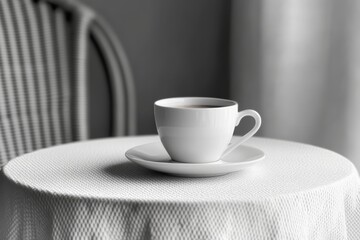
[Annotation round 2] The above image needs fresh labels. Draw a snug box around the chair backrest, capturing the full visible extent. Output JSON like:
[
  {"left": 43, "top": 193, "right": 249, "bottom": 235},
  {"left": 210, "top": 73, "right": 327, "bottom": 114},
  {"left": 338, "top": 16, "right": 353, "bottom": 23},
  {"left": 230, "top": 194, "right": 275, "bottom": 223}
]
[{"left": 0, "top": 0, "right": 136, "bottom": 168}]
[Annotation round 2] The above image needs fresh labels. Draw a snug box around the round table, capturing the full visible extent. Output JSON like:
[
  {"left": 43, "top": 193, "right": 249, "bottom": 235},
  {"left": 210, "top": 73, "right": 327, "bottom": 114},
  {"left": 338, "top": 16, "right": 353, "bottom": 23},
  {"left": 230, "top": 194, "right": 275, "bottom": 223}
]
[{"left": 2, "top": 136, "right": 360, "bottom": 239}]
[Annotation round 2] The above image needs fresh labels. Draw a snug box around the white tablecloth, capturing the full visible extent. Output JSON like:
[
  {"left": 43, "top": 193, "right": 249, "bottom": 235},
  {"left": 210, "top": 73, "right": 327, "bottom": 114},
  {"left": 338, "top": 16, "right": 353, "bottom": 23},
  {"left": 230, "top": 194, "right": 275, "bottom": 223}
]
[{"left": 2, "top": 136, "right": 360, "bottom": 239}]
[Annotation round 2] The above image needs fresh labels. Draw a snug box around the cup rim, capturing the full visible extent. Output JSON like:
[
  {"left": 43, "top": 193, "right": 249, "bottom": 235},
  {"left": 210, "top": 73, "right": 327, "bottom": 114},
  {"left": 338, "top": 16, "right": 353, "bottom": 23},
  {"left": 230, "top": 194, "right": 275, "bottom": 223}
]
[{"left": 154, "top": 97, "right": 238, "bottom": 110}]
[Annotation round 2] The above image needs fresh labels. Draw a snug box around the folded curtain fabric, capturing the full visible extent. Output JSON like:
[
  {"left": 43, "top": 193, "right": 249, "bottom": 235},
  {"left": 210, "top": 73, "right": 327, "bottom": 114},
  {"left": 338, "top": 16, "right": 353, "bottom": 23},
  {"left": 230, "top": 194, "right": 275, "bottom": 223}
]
[{"left": 230, "top": 0, "right": 360, "bottom": 170}]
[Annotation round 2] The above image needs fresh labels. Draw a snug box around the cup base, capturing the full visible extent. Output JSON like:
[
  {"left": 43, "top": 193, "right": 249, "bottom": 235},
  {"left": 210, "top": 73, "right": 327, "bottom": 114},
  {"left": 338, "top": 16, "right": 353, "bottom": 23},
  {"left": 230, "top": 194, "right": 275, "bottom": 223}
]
[{"left": 171, "top": 158, "right": 220, "bottom": 164}]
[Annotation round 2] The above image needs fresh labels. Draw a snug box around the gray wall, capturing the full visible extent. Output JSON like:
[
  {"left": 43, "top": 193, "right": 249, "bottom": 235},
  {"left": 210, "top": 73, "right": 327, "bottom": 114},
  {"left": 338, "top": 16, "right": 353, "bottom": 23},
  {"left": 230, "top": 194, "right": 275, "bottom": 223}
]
[{"left": 83, "top": 0, "right": 231, "bottom": 134}]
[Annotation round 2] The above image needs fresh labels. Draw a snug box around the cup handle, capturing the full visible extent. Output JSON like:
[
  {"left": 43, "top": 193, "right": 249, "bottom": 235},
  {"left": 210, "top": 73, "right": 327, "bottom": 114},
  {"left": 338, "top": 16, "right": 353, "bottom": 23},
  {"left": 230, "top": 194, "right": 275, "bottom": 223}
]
[{"left": 221, "top": 109, "right": 262, "bottom": 158}]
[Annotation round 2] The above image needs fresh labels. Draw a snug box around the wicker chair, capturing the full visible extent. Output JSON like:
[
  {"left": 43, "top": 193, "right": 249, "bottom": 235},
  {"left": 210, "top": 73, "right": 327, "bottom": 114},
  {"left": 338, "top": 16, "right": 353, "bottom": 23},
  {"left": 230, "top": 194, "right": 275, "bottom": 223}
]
[
  {"left": 0, "top": 0, "right": 136, "bottom": 237},
  {"left": 0, "top": 0, "right": 136, "bottom": 168}
]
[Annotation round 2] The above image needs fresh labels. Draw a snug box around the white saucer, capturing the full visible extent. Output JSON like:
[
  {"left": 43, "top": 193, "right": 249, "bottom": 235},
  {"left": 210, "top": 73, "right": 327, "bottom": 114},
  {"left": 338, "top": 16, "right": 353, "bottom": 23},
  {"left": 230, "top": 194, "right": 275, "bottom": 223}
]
[{"left": 125, "top": 142, "right": 265, "bottom": 177}]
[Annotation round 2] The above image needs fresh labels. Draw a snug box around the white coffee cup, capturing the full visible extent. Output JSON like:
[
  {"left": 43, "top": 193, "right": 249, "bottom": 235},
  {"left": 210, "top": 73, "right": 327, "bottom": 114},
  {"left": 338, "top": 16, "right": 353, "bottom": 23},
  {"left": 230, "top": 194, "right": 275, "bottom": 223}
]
[{"left": 154, "top": 97, "right": 261, "bottom": 163}]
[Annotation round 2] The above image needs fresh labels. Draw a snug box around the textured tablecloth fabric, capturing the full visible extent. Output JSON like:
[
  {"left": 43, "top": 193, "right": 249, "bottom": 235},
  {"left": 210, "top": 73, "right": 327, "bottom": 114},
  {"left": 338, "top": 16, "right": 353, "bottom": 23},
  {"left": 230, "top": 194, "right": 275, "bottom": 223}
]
[{"left": 2, "top": 136, "right": 360, "bottom": 240}]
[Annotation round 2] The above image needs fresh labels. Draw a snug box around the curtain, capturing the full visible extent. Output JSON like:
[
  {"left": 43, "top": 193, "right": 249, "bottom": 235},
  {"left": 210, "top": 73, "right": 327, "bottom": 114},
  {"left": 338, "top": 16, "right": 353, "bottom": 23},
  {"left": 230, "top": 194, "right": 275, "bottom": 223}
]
[{"left": 230, "top": 0, "right": 360, "bottom": 169}]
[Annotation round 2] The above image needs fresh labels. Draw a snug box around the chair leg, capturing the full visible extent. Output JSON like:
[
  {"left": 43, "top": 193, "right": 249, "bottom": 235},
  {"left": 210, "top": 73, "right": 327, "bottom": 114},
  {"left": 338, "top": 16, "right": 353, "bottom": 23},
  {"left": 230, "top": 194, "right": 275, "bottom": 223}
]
[
  {"left": 0, "top": 170, "right": 7, "bottom": 239},
  {"left": 0, "top": 169, "right": 11, "bottom": 240}
]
